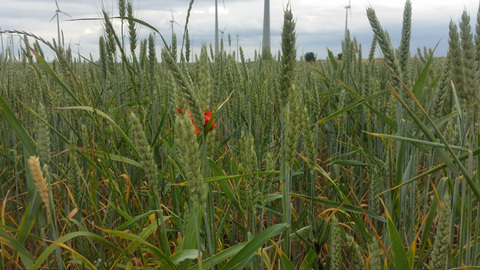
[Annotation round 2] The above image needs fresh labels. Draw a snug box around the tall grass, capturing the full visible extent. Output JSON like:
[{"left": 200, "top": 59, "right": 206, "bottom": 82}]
[{"left": 1, "top": 1, "right": 480, "bottom": 269}]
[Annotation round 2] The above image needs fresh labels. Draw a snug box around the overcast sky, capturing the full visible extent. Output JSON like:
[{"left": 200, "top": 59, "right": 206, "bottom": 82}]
[{"left": 1, "top": 0, "right": 479, "bottom": 61}]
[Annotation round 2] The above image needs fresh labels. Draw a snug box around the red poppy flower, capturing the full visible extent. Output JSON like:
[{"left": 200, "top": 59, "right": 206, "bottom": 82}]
[{"left": 177, "top": 108, "right": 215, "bottom": 134}]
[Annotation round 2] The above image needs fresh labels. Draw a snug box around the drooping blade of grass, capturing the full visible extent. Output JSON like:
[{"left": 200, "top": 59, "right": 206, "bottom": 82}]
[
  {"left": 202, "top": 170, "right": 278, "bottom": 184},
  {"left": 88, "top": 150, "right": 142, "bottom": 167},
  {"left": 203, "top": 91, "right": 234, "bottom": 136},
  {"left": 310, "top": 164, "right": 363, "bottom": 222},
  {"left": 114, "top": 16, "right": 168, "bottom": 48},
  {"left": 55, "top": 106, "right": 139, "bottom": 156},
  {"left": 0, "top": 94, "right": 36, "bottom": 194},
  {"left": 404, "top": 145, "right": 480, "bottom": 185},
  {"left": 278, "top": 248, "right": 296, "bottom": 270},
  {"left": 29, "top": 46, "right": 82, "bottom": 105},
  {"left": 421, "top": 73, "right": 441, "bottom": 107},
  {"left": 411, "top": 50, "right": 433, "bottom": 98},
  {"left": 313, "top": 90, "right": 389, "bottom": 125},
  {"left": 43, "top": 241, "right": 97, "bottom": 270},
  {"left": 329, "top": 160, "right": 368, "bottom": 166},
  {"left": 416, "top": 179, "right": 448, "bottom": 269},
  {"left": 221, "top": 223, "right": 288, "bottom": 270},
  {"left": 115, "top": 210, "right": 158, "bottom": 231},
  {"left": 188, "top": 242, "right": 248, "bottom": 270},
  {"left": 15, "top": 192, "right": 43, "bottom": 246},
  {"left": 30, "top": 231, "right": 120, "bottom": 270},
  {"left": 421, "top": 111, "right": 458, "bottom": 136},
  {"left": 104, "top": 229, "right": 176, "bottom": 269},
  {"left": 389, "top": 85, "right": 480, "bottom": 200},
  {"left": 73, "top": 146, "right": 108, "bottom": 178},
  {"left": 0, "top": 96, "right": 45, "bottom": 248},
  {"left": 0, "top": 230, "right": 35, "bottom": 269},
  {"left": 19, "top": 100, "right": 70, "bottom": 143},
  {"left": 291, "top": 193, "right": 385, "bottom": 222},
  {"left": 310, "top": 61, "right": 331, "bottom": 87},
  {"left": 299, "top": 249, "right": 317, "bottom": 270},
  {"left": 170, "top": 249, "right": 199, "bottom": 265},
  {"left": 151, "top": 106, "right": 170, "bottom": 147},
  {"left": 386, "top": 210, "right": 411, "bottom": 269},
  {"left": 179, "top": 207, "right": 203, "bottom": 269},
  {"left": 364, "top": 131, "right": 468, "bottom": 151},
  {"left": 208, "top": 158, "right": 244, "bottom": 217},
  {"left": 392, "top": 87, "right": 452, "bottom": 162},
  {"left": 337, "top": 79, "right": 397, "bottom": 129},
  {"left": 451, "top": 81, "right": 463, "bottom": 128},
  {"left": 407, "top": 238, "right": 416, "bottom": 270}
]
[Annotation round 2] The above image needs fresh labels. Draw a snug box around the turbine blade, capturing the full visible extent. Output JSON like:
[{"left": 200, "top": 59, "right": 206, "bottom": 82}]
[
  {"left": 60, "top": 11, "right": 72, "bottom": 17},
  {"left": 349, "top": 0, "right": 352, "bottom": 19},
  {"left": 55, "top": 0, "right": 59, "bottom": 9},
  {"left": 49, "top": 13, "right": 58, "bottom": 22}
]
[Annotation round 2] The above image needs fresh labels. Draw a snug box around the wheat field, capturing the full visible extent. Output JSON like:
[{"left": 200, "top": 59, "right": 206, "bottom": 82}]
[{"left": 0, "top": 0, "right": 479, "bottom": 269}]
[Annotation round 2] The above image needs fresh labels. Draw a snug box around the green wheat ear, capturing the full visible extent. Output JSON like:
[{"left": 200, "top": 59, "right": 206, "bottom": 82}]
[
  {"left": 459, "top": 10, "right": 478, "bottom": 117},
  {"left": 127, "top": 1, "right": 137, "bottom": 61},
  {"left": 366, "top": 7, "right": 400, "bottom": 78},
  {"left": 430, "top": 192, "right": 452, "bottom": 270},
  {"left": 398, "top": 0, "right": 412, "bottom": 78},
  {"left": 162, "top": 47, "right": 203, "bottom": 132},
  {"left": 128, "top": 112, "right": 158, "bottom": 190},
  {"left": 35, "top": 102, "right": 50, "bottom": 167},
  {"left": 328, "top": 216, "right": 342, "bottom": 270},
  {"left": 175, "top": 111, "right": 205, "bottom": 210},
  {"left": 278, "top": 6, "right": 297, "bottom": 110},
  {"left": 368, "top": 240, "right": 382, "bottom": 270},
  {"left": 347, "top": 235, "right": 366, "bottom": 270}
]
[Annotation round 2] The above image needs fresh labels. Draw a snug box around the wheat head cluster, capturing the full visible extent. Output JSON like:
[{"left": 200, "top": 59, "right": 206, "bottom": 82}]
[{"left": 0, "top": 0, "right": 479, "bottom": 269}]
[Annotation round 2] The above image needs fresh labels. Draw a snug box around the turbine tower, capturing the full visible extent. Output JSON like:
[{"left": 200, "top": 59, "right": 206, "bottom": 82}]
[
  {"left": 0, "top": 28, "right": 4, "bottom": 58},
  {"left": 74, "top": 40, "right": 81, "bottom": 60},
  {"left": 236, "top": 32, "right": 239, "bottom": 61},
  {"left": 49, "top": 0, "right": 71, "bottom": 48},
  {"left": 214, "top": 0, "right": 225, "bottom": 54},
  {"left": 344, "top": 0, "right": 351, "bottom": 40},
  {"left": 169, "top": 9, "right": 180, "bottom": 37},
  {"left": 262, "top": 0, "right": 271, "bottom": 59}
]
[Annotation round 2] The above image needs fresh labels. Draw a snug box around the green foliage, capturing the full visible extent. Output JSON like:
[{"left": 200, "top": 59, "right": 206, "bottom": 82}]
[{"left": 1, "top": 2, "right": 480, "bottom": 270}]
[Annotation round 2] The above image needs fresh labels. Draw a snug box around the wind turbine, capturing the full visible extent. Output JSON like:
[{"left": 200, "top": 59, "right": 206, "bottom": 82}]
[
  {"left": 344, "top": 0, "right": 351, "bottom": 40},
  {"left": 214, "top": 0, "right": 225, "bottom": 54},
  {"left": 219, "top": 25, "right": 227, "bottom": 40},
  {"left": 74, "top": 40, "right": 81, "bottom": 60},
  {"left": 49, "top": 0, "right": 71, "bottom": 48},
  {"left": 169, "top": 9, "right": 180, "bottom": 37}
]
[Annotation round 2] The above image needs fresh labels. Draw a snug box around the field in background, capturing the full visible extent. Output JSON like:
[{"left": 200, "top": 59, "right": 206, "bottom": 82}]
[{"left": 1, "top": 0, "right": 480, "bottom": 269}]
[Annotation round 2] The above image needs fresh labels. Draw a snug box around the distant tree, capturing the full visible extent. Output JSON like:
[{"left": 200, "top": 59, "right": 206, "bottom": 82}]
[
  {"left": 337, "top": 53, "right": 343, "bottom": 60},
  {"left": 304, "top": 52, "right": 316, "bottom": 62}
]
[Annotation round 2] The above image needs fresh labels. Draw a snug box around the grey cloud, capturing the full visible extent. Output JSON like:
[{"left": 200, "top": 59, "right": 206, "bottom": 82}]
[{"left": 1, "top": 0, "right": 479, "bottom": 60}]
